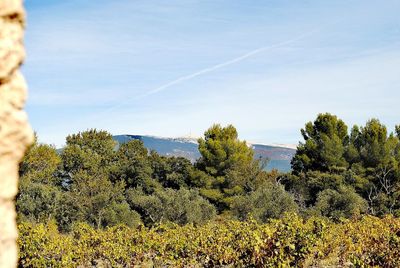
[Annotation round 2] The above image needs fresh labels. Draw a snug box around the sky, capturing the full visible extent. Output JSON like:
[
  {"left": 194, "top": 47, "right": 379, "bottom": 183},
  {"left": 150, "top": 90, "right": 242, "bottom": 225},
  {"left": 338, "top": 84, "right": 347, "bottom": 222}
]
[{"left": 23, "top": 0, "right": 400, "bottom": 147}]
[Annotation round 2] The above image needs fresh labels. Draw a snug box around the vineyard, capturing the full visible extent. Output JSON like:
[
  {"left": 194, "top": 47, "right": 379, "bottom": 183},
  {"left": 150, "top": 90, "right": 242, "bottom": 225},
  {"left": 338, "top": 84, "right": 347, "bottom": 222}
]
[{"left": 18, "top": 213, "right": 400, "bottom": 267}]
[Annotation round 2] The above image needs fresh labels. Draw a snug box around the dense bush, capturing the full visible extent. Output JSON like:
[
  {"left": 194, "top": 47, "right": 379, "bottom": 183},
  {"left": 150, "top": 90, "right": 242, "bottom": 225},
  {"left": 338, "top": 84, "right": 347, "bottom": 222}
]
[
  {"left": 18, "top": 214, "right": 400, "bottom": 267},
  {"left": 126, "top": 187, "right": 216, "bottom": 226},
  {"left": 231, "top": 182, "right": 298, "bottom": 222},
  {"left": 312, "top": 185, "right": 368, "bottom": 220}
]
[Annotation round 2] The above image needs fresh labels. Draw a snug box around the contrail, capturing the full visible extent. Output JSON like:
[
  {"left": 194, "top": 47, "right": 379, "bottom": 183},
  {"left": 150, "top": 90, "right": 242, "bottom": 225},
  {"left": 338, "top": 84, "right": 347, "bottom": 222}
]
[{"left": 103, "top": 26, "right": 325, "bottom": 113}]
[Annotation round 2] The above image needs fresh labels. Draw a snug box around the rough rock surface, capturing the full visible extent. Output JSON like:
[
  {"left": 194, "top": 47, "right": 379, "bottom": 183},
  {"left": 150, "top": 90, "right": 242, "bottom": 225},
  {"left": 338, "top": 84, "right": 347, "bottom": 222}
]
[{"left": 0, "top": 0, "right": 33, "bottom": 267}]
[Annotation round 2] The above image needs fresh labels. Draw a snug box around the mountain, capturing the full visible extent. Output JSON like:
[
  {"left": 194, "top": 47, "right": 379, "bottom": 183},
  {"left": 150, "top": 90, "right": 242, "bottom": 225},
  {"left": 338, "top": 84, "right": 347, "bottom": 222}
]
[
  {"left": 252, "top": 144, "right": 296, "bottom": 172},
  {"left": 113, "top": 135, "right": 296, "bottom": 172}
]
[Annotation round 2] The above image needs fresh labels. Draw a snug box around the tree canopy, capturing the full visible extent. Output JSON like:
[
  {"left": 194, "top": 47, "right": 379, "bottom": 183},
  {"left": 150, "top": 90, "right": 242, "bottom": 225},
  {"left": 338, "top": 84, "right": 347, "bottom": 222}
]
[{"left": 16, "top": 117, "right": 400, "bottom": 232}]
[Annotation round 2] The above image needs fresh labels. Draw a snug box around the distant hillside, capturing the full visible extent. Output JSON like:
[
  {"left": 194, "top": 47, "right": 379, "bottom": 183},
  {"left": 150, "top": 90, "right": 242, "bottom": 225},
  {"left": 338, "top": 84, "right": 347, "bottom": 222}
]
[{"left": 113, "top": 135, "right": 296, "bottom": 172}]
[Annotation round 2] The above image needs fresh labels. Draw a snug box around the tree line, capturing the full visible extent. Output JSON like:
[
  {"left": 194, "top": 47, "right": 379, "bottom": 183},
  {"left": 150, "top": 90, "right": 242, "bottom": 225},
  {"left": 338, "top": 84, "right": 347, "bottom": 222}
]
[{"left": 17, "top": 113, "right": 400, "bottom": 231}]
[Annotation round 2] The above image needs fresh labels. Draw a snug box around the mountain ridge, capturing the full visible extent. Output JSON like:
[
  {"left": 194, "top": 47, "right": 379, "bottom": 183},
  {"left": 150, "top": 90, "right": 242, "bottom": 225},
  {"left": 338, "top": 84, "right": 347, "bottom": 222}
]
[{"left": 113, "top": 135, "right": 296, "bottom": 172}]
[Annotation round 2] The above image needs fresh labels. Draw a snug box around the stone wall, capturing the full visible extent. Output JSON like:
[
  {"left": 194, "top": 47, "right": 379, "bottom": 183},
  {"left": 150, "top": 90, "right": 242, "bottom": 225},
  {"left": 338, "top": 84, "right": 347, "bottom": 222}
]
[{"left": 0, "top": 0, "right": 33, "bottom": 267}]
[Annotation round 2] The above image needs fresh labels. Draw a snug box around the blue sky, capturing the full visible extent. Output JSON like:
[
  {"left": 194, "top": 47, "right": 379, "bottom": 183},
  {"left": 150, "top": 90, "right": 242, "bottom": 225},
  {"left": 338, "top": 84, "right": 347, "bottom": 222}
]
[{"left": 24, "top": 0, "right": 400, "bottom": 147}]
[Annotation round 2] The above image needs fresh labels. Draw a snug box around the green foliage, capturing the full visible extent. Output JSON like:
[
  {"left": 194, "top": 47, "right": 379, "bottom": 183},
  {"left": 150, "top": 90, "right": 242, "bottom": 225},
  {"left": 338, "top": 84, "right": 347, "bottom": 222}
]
[
  {"left": 348, "top": 119, "right": 400, "bottom": 216},
  {"left": 17, "top": 139, "right": 63, "bottom": 223},
  {"left": 61, "top": 129, "right": 116, "bottom": 175},
  {"left": 197, "top": 124, "right": 254, "bottom": 177},
  {"left": 112, "top": 140, "right": 155, "bottom": 191},
  {"left": 290, "top": 114, "right": 400, "bottom": 217},
  {"left": 231, "top": 182, "right": 298, "bottom": 222},
  {"left": 196, "top": 124, "right": 266, "bottom": 211},
  {"left": 224, "top": 158, "right": 272, "bottom": 193},
  {"left": 292, "top": 113, "right": 349, "bottom": 173},
  {"left": 352, "top": 119, "right": 392, "bottom": 167},
  {"left": 64, "top": 171, "right": 139, "bottom": 229},
  {"left": 17, "top": 180, "right": 62, "bottom": 223},
  {"left": 150, "top": 151, "right": 195, "bottom": 189},
  {"left": 396, "top": 125, "right": 400, "bottom": 139},
  {"left": 282, "top": 171, "right": 345, "bottom": 207},
  {"left": 312, "top": 186, "right": 368, "bottom": 220},
  {"left": 127, "top": 187, "right": 216, "bottom": 226},
  {"left": 19, "top": 138, "right": 61, "bottom": 185}
]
